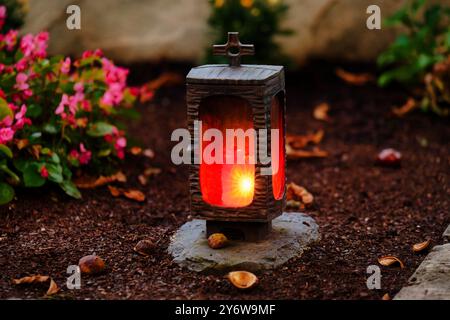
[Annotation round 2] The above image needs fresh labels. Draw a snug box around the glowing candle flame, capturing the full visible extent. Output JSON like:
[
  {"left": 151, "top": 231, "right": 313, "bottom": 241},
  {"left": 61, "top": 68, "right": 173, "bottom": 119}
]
[{"left": 239, "top": 176, "right": 254, "bottom": 195}]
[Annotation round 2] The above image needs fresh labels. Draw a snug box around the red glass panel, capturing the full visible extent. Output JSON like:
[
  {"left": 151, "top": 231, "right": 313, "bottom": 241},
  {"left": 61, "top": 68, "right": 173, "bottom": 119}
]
[
  {"left": 271, "top": 94, "right": 285, "bottom": 200},
  {"left": 199, "top": 96, "right": 255, "bottom": 208}
]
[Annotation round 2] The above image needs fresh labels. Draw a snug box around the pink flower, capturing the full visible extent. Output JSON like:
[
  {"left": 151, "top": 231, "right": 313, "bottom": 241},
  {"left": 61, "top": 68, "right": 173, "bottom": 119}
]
[
  {"left": 0, "top": 6, "right": 6, "bottom": 20},
  {"left": 34, "top": 32, "right": 49, "bottom": 58},
  {"left": 40, "top": 165, "right": 49, "bottom": 179},
  {"left": 20, "top": 32, "right": 49, "bottom": 58},
  {"left": 78, "top": 143, "right": 91, "bottom": 165},
  {"left": 0, "top": 6, "right": 6, "bottom": 30},
  {"left": 0, "top": 127, "right": 14, "bottom": 144},
  {"left": 115, "top": 137, "right": 126, "bottom": 148},
  {"left": 60, "top": 57, "right": 71, "bottom": 74},
  {"left": 15, "top": 58, "right": 28, "bottom": 72},
  {"left": 15, "top": 73, "right": 29, "bottom": 90},
  {"left": 56, "top": 93, "right": 79, "bottom": 119},
  {"left": 13, "top": 104, "right": 31, "bottom": 130},
  {"left": 14, "top": 73, "right": 33, "bottom": 98},
  {"left": 55, "top": 94, "right": 69, "bottom": 115},
  {"left": 4, "top": 30, "right": 18, "bottom": 51}
]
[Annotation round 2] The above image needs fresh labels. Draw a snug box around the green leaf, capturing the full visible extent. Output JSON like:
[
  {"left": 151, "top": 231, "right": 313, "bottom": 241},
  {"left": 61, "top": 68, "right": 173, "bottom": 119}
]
[
  {"left": 26, "top": 104, "right": 42, "bottom": 118},
  {"left": 29, "top": 132, "right": 42, "bottom": 143},
  {"left": 87, "top": 122, "right": 115, "bottom": 137},
  {"left": 98, "top": 149, "right": 111, "bottom": 157},
  {"left": 59, "top": 180, "right": 81, "bottom": 199},
  {"left": 23, "top": 163, "right": 46, "bottom": 187},
  {"left": 46, "top": 163, "right": 63, "bottom": 183},
  {"left": 0, "top": 97, "right": 14, "bottom": 121},
  {"left": 43, "top": 123, "right": 58, "bottom": 134},
  {"left": 13, "top": 158, "right": 27, "bottom": 172},
  {"left": 415, "top": 54, "right": 434, "bottom": 70},
  {"left": 0, "top": 145, "right": 13, "bottom": 158},
  {"left": 0, "top": 182, "right": 14, "bottom": 205},
  {"left": 0, "top": 160, "right": 20, "bottom": 184}
]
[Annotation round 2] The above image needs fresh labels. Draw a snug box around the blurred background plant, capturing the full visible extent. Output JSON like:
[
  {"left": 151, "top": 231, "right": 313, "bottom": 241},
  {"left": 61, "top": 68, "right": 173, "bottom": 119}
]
[
  {"left": 378, "top": 0, "right": 450, "bottom": 116},
  {"left": 0, "top": 4, "right": 144, "bottom": 204},
  {"left": 205, "top": 0, "right": 292, "bottom": 65},
  {"left": 0, "top": 0, "right": 27, "bottom": 32}
]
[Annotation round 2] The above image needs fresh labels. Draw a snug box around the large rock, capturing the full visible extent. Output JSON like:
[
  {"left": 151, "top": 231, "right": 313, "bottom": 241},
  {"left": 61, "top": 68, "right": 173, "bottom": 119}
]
[
  {"left": 168, "top": 212, "right": 320, "bottom": 273},
  {"left": 20, "top": 0, "right": 450, "bottom": 64},
  {"left": 443, "top": 225, "right": 450, "bottom": 242},
  {"left": 395, "top": 244, "right": 450, "bottom": 300}
]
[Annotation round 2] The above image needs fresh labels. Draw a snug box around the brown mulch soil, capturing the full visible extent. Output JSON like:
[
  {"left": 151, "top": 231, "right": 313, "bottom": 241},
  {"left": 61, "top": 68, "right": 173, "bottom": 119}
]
[{"left": 0, "top": 62, "right": 448, "bottom": 300}]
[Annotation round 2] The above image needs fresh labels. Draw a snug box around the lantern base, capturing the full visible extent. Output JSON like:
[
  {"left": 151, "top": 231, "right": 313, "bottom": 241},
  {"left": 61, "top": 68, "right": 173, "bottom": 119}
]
[{"left": 206, "top": 220, "right": 272, "bottom": 242}]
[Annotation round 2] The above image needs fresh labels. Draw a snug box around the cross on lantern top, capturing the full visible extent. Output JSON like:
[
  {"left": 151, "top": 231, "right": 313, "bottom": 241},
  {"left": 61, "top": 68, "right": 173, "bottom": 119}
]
[{"left": 213, "top": 32, "right": 255, "bottom": 67}]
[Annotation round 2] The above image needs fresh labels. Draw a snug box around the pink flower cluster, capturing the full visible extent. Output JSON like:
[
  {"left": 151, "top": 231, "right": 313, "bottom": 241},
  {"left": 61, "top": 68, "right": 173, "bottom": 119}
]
[
  {"left": 0, "top": 101, "right": 31, "bottom": 144},
  {"left": 100, "top": 58, "right": 129, "bottom": 107},
  {"left": 104, "top": 126, "right": 127, "bottom": 159},
  {"left": 68, "top": 143, "right": 92, "bottom": 165},
  {"left": 55, "top": 82, "right": 89, "bottom": 125}
]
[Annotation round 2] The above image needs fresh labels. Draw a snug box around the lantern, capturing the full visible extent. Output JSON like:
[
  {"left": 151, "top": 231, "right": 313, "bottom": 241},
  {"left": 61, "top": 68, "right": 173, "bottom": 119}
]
[{"left": 187, "top": 32, "right": 286, "bottom": 241}]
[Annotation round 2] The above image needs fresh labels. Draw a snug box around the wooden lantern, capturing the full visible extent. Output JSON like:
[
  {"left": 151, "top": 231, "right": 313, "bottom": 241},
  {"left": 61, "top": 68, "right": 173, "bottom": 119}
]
[{"left": 186, "top": 32, "right": 286, "bottom": 241}]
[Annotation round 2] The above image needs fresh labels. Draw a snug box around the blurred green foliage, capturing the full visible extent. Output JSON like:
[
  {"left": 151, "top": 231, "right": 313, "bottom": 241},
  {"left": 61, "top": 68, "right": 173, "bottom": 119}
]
[
  {"left": 1, "top": 0, "right": 27, "bottom": 32},
  {"left": 205, "top": 0, "right": 292, "bottom": 65},
  {"left": 378, "top": 0, "right": 450, "bottom": 87}
]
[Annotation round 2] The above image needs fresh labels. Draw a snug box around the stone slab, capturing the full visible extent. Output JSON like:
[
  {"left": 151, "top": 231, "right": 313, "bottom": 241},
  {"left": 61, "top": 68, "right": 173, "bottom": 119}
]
[
  {"left": 394, "top": 243, "right": 450, "bottom": 300},
  {"left": 168, "top": 212, "right": 320, "bottom": 273}
]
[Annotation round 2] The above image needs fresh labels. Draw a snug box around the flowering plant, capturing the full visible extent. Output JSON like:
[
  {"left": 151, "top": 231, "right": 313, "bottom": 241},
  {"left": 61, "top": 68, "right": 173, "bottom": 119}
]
[{"left": 0, "top": 5, "right": 141, "bottom": 204}]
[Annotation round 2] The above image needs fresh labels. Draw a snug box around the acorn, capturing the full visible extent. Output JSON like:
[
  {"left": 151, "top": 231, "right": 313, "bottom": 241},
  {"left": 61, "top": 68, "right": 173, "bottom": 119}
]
[{"left": 207, "top": 233, "right": 228, "bottom": 249}]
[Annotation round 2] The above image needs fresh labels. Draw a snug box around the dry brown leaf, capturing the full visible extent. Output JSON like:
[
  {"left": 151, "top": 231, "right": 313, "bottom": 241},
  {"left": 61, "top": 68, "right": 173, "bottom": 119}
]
[
  {"left": 130, "top": 146, "right": 142, "bottom": 155},
  {"left": 392, "top": 98, "right": 416, "bottom": 117},
  {"left": 107, "top": 185, "right": 121, "bottom": 197},
  {"left": 143, "top": 72, "right": 183, "bottom": 91},
  {"left": 13, "top": 275, "right": 59, "bottom": 296},
  {"left": 138, "top": 175, "right": 148, "bottom": 186},
  {"left": 286, "top": 182, "right": 314, "bottom": 207},
  {"left": 286, "top": 145, "right": 328, "bottom": 159},
  {"left": 74, "top": 171, "right": 127, "bottom": 189},
  {"left": 313, "top": 103, "right": 331, "bottom": 122},
  {"left": 16, "top": 139, "right": 29, "bottom": 150},
  {"left": 123, "top": 189, "right": 146, "bottom": 202},
  {"left": 378, "top": 256, "right": 405, "bottom": 269},
  {"left": 412, "top": 240, "right": 431, "bottom": 253},
  {"left": 227, "top": 271, "right": 258, "bottom": 290},
  {"left": 79, "top": 255, "right": 105, "bottom": 275},
  {"left": 143, "top": 148, "right": 155, "bottom": 159},
  {"left": 286, "top": 130, "right": 324, "bottom": 149},
  {"left": 382, "top": 293, "right": 391, "bottom": 300},
  {"left": 13, "top": 275, "right": 49, "bottom": 285},
  {"left": 31, "top": 144, "right": 42, "bottom": 159},
  {"left": 134, "top": 239, "right": 156, "bottom": 256},
  {"left": 144, "top": 167, "right": 161, "bottom": 177},
  {"left": 47, "top": 278, "right": 59, "bottom": 295},
  {"left": 335, "top": 68, "right": 375, "bottom": 85}
]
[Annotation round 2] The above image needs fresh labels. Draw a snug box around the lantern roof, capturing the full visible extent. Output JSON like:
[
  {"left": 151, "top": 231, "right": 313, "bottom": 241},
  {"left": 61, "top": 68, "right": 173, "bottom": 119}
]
[
  {"left": 186, "top": 64, "right": 283, "bottom": 85},
  {"left": 187, "top": 32, "right": 283, "bottom": 85}
]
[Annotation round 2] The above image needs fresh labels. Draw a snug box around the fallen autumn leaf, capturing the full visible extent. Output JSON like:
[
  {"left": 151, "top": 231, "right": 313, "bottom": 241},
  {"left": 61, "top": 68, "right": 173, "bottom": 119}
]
[
  {"left": 412, "top": 240, "right": 431, "bottom": 253},
  {"left": 335, "top": 68, "right": 375, "bottom": 85},
  {"left": 227, "top": 271, "right": 258, "bottom": 290},
  {"left": 313, "top": 102, "right": 331, "bottom": 122},
  {"left": 12, "top": 275, "right": 59, "bottom": 296},
  {"left": 378, "top": 256, "right": 405, "bottom": 269},
  {"left": 75, "top": 171, "right": 127, "bottom": 189}
]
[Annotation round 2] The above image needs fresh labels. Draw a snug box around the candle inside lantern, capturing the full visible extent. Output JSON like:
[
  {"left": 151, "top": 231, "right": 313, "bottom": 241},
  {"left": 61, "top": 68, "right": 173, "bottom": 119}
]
[{"left": 199, "top": 95, "right": 255, "bottom": 208}]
